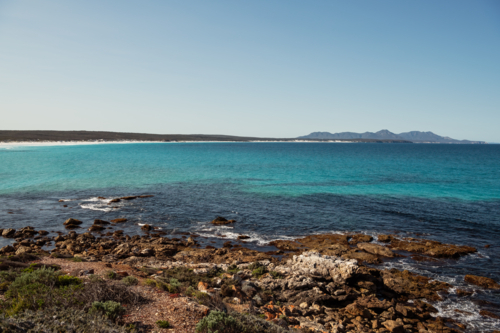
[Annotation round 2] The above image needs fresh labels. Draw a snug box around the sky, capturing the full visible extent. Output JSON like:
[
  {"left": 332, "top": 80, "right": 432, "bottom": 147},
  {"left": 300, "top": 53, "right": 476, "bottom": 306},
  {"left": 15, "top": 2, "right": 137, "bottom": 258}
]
[{"left": 0, "top": 1, "right": 499, "bottom": 141}]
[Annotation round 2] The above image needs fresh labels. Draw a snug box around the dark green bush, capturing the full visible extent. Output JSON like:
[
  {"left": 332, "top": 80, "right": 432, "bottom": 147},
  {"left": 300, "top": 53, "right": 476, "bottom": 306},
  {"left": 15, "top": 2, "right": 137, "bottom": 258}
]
[
  {"left": 270, "top": 271, "right": 283, "bottom": 279},
  {"left": 252, "top": 266, "right": 267, "bottom": 278},
  {"left": 195, "top": 310, "right": 241, "bottom": 333},
  {"left": 122, "top": 276, "right": 138, "bottom": 286},
  {"left": 156, "top": 320, "right": 170, "bottom": 328},
  {"left": 89, "top": 300, "right": 125, "bottom": 320},
  {"left": 104, "top": 270, "right": 118, "bottom": 280},
  {"left": 226, "top": 265, "right": 240, "bottom": 274},
  {"left": 0, "top": 307, "right": 132, "bottom": 332}
]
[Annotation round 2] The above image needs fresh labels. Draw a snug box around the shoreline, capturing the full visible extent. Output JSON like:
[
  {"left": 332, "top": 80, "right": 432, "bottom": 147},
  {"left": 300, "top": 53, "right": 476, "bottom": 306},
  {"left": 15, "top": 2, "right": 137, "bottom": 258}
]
[{"left": 1, "top": 220, "right": 499, "bottom": 332}]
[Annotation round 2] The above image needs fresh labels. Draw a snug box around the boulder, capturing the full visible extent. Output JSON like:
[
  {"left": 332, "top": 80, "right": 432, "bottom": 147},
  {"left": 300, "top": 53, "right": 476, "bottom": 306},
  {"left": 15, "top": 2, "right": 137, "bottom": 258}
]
[
  {"left": 63, "top": 218, "right": 82, "bottom": 228},
  {"left": 357, "top": 242, "right": 395, "bottom": 257},
  {"left": 15, "top": 246, "right": 32, "bottom": 255},
  {"left": 464, "top": 275, "right": 500, "bottom": 289},
  {"left": 274, "top": 251, "right": 358, "bottom": 284},
  {"left": 38, "top": 230, "right": 49, "bottom": 235},
  {"left": 93, "top": 219, "right": 110, "bottom": 225},
  {"left": 382, "top": 320, "right": 405, "bottom": 333},
  {"left": 2, "top": 228, "right": 16, "bottom": 238},
  {"left": 378, "top": 234, "right": 393, "bottom": 243},
  {"left": 211, "top": 216, "right": 235, "bottom": 225},
  {"left": 141, "top": 224, "right": 152, "bottom": 231},
  {"left": 237, "top": 235, "right": 250, "bottom": 240},
  {"left": 88, "top": 225, "right": 105, "bottom": 232},
  {"left": 0, "top": 245, "right": 15, "bottom": 254}
]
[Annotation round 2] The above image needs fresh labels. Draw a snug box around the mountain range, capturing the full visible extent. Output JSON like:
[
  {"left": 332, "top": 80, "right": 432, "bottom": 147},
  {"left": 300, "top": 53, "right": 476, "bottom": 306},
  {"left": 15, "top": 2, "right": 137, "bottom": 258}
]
[{"left": 298, "top": 130, "right": 486, "bottom": 144}]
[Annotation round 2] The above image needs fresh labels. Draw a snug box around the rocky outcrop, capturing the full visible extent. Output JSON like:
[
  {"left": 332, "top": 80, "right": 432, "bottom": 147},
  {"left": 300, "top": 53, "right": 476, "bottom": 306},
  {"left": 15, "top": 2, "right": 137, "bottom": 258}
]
[
  {"left": 357, "top": 242, "right": 395, "bottom": 257},
  {"left": 388, "top": 237, "right": 476, "bottom": 258},
  {"left": 63, "top": 218, "right": 82, "bottom": 228},
  {"left": 464, "top": 274, "right": 500, "bottom": 289},
  {"left": 211, "top": 216, "right": 236, "bottom": 225}
]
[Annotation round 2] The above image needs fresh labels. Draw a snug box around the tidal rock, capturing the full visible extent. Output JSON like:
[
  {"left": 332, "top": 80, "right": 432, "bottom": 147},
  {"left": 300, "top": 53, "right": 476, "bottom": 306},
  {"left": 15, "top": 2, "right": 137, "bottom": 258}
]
[
  {"left": 141, "top": 224, "right": 152, "bottom": 231},
  {"left": 38, "top": 230, "right": 49, "bottom": 235},
  {"left": 211, "top": 216, "right": 235, "bottom": 225},
  {"left": 237, "top": 235, "right": 250, "bottom": 240},
  {"left": 464, "top": 274, "right": 500, "bottom": 289},
  {"left": 2, "top": 228, "right": 16, "bottom": 238},
  {"left": 389, "top": 237, "right": 477, "bottom": 258},
  {"left": 63, "top": 218, "right": 82, "bottom": 228},
  {"left": 93, "top": 219, "right": 110, "bottom": 225},
  {"left": 88, "top": 225, "right": 105, "bottom": 232},
  {"left": 15, "top": 246, "right": 32, "bottom": 255},
  {"left": 378, "top": 234, "right": 394, "bottom": 242},
  {"left": 111, "top": 218, "right": 127, "bottom": 223},
  {"left": 0, "top": 245, "right": 15, "bottom": 254},
  {"left": 349, "top": 234, "right": 373, "bottom": 244},
  {"left": 357, "top": 242, "right": 395, "bottom": 257},
  {"left": 109, "top": 198, "right": 121, "bottom": 203}
]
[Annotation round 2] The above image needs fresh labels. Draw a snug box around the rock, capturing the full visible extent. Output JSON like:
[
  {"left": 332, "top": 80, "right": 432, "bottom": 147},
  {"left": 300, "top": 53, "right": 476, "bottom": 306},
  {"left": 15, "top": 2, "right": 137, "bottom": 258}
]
[
  {"left": 186, "top": 237, "right": 196, "bottom": 246},
  {"left": 63, "top": 219, "right": 82, "bottom": 228},
  {"left": 480, "top": 310, "right": 500, "bottom": 319},
  {"left": 109, "top": 198, "right": 121, "bottom": 203},
  {"left": 140, "top": 248, "right": 154, "bottom": 256},
  {"left": 141, "top": 224, "right": 152, "bottom": 231},
  {"left": 349, "top": 234, "right": 373, "bottom": 244},
  {"left": 378, "top": 234, "right": 393, "bottom": 242},
  {"left": 139, "top": 195, "right": 154, "bottom": 198},
  {"left": 341, "top": 250, "right": 381, "bottom": 264},
  {"left": 211, "top": 216, "right": 235, "bottom": 225},
  {"left": 382, "top": 268, "right": 450, "bottom": 301},
  {"left": 111, "top": 218, "right": 127, "bottom": 223},
  {"left": 382, "top": 320, "right": 405, "bottom": 333},
  {"left": 0, "top": 245, "right": 15, "bottom": 254},
  {"left": 274, "top": 251, "right": 358, "bottom": 284},
  {"left": 38, "top": 230, "right": 49, "bottom": 235},
  {"left": 198, "top": 281, "right": 209, "bottom": 292},
  {"left": 389, "top": 237, "right": 477, "bottom": 258},
  {"left": 237, "top": 235, "right": 250, "bottom": 240},
  {"left": 93, "top": 219, "right": 110, "bottom": 225},
  {"left": 456, "top": 289, "right": 473, "bottom": 297},
  {"left": 357, "top": 242, "right": 395, "bottom": 257},
  {"left": 120, "top": 196, "right": 139, "bottom": 200},
  {"left": 299, "top": 302, "right": 308, "bottom": 309},
  {"left": 88, "top": 225, "right": 105, "bottom": 232},
  {"left": 464, "top": 275, "right": 500, "bottom": 289},
  {"left": 2, "top": 228, "right": 16, "bottom": 238},
  {"left": 15, "top": 246, "right": 32, "bottom": 255}
]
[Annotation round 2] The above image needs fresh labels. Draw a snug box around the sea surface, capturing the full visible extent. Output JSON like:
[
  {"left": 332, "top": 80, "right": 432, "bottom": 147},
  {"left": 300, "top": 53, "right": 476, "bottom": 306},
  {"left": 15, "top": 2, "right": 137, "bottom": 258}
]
[{"left": 1, "top": 142, "right": 499, "bottom": 330}]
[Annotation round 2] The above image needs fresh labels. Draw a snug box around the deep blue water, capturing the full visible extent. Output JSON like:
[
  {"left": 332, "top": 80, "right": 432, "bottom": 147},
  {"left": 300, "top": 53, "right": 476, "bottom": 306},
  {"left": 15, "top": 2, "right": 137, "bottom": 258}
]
[{"left": 0, "top": 142, "right": 499, "bottom": 330}]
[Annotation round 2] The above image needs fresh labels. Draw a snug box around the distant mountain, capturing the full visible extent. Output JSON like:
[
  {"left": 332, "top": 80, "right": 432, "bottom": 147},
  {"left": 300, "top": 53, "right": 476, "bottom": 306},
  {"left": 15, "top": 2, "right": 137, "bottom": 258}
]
[{"left": 298, "top": 130, "right": 486, "bottom": 144}]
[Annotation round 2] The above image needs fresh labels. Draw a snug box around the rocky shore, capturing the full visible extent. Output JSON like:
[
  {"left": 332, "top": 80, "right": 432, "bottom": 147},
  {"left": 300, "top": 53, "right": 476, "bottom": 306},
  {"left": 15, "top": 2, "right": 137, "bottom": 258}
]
[{"left": 1, "top": 217, "right": 499, "bottom": 333}]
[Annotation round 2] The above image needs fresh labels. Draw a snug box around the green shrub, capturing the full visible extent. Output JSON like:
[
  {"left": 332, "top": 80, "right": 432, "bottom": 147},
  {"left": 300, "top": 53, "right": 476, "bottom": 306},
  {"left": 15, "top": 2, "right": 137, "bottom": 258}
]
[
  {"left": 122, "top": 276, "right": 138, "bottom": 286},
  {"left": 226, "top": 265, "right": 240, "bottom": 274},
  {"left": 195, "top": 310, "right": 241, "bottom": 333},
  {"left": 104, "top": 270, "right": 118, "bottom": 280},
  {"left": 156, "top": 320, "right": 170, "bottom": 328},
  {"left": 69, "top": 256, "right": 83, "bottom": 262},
  {"left": 252, "top": 266, "right": 267, "bottom": 278},
  {"left": 0, "top": 307, "right": 132, "bottom": 332},
  {"left": 229, "top": 311, "right": 293, "bottom": 333},
  {"left": 270, "top": 271, "right": 283, "bottom": 279},
  {"left": 89, "top": 300, "right": 125, "bottom": 320},
  {"left": 57, "top": 275, "right": 82, "bottom": 287},
  {"left": 144, "top": 278, "right": 156, "bottom": 287}
]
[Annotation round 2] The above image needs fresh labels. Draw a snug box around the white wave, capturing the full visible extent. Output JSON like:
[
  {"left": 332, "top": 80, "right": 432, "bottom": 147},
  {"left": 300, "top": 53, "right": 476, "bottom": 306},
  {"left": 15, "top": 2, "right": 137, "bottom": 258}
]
[{"left": 79, "top": 203, "right": 113, "bottom": 212}]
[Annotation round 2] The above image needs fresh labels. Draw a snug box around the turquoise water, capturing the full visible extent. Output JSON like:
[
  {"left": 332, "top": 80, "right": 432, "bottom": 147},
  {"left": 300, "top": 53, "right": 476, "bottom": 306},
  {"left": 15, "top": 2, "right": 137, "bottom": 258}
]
[
  {"left": 1, "top": 142, "right": 500, "bottom": 330},
  {"left": 1, "top": 142, "right": 499, "bottom": 200}
]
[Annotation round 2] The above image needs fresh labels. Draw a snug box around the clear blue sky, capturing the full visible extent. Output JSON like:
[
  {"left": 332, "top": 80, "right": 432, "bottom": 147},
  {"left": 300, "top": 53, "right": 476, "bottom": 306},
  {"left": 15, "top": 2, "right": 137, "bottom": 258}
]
[{"left": 1, "top": 1, "right": 499, "bottom": 141}]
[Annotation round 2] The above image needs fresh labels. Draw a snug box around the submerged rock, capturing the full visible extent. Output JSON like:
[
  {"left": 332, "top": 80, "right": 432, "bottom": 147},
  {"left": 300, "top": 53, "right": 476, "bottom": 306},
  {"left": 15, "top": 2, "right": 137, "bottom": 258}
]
[
  {"left": 464, "top": 274, "right": 500, "bottom": 289},
  {"left": 357, "top": 242, "right": 395, "bottom": 257},
  {"left": 211, "top": 216, "right": 236, "bottom": 225}
]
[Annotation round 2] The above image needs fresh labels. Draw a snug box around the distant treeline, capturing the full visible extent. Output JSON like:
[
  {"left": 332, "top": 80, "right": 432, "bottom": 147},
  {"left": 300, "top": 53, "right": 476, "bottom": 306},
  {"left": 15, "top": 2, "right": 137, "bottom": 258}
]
[{"left": 0, "top": 130, "right": 411, "bottom": 143}]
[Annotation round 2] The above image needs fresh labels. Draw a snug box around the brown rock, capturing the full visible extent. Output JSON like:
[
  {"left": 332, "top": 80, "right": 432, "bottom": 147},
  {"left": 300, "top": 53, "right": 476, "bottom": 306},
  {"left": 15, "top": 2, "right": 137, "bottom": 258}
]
[
  {"left": 211, "top": 216, "right": 235, "bottom": 225},
  {"left": 456, "top": 289, "right": 473, "bottom": 297},
  {"left": 342, "top": 251, "right": 381, "bottom": 264},
  {"left": 88, "top": 225, "right": 105, "bottom": 232},
  {"left": 63, "top": 218, "right": 82, "bottom": 226},
  {"left": 93, "top": 219, "right": 110, "bottom": 225},
  {"left": 139, "top": 195, "right": 154, "bottom": 198},
  {"left": 0, "top": 245, "right": 15, "bottom": 254},
  {"left": 382, "top": 320, "right": 405, "bottom": 333},
  {"left": 237, "top": 235, "right": 250, "bottom": 240},
  {"left": 38, "top": 230, "right": 49, "bottom": 235},
  {"left": 349, "top": 234, "right": 373, "bottom": 244},
  {"left": 357, "top": 242, "right": 395, "bottom": 257},
  {"left": 141, "top": 224, "right": 152, "bottom": 231},
  {"left": 464, "top": 275, "right": 500, "bottom": 289},
  {"left": 109, "top": 198, "right": 121, "bottom": 203},
  {"left": 111, "top": 218, "right": 127, "bottom": 223},
  {"left": 382, "top": 268, "right": 451, "bottom": 301},
  {"left": 378, "top": 234, "right": 394, "bottom": 242},
  {"left": 2, "top": 228, "right": 16, "bottom": 238},
  {"left": 480, "top": 310, "right": 500, "bottom": 319},
  {"left": 389, "top": 237, "right": 476, "bottom": 258}
]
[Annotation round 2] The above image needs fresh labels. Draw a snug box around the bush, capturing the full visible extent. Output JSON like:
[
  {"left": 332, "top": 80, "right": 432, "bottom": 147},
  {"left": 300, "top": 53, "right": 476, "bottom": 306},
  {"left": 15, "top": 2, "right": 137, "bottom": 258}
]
[
  {"left": 195, "top": 310, "right": 241, "bottom": 333},
  {"left": 160, "top": 266, "right": 216, "bottom": 290},
  {"left": 156, "top": 320, "right": 170, "bottom": 328},
  {"left": 144, "top": 278, "right": 156, "bottom": 287},
  {"left": 0, "top": 307, "right": 132, "bottom": 332},
  {"left": 69, "top": 256, "right": 83, "bottom": 262},
  {"left": 57, "top": 275, "right": 82, "bottom": 286},
  {"left": 229, "top": 311, "right": 294, "bottom": 333},
  {"left": 122, "top": 276, "right": 138, "bottom": 286},
  {"left": 270, "top": 271, "right": 283, "bottom": 279},
  {"left": 226, "top": 265, "right": 240, "bottom": 274},
  {"left": 89, "top": 300, "right": 125, "bottom": 320},
  {"left": 252, "top": 266, "right": 267, "bottom": 278},
  {"left": 104, "top": 270, "right": 118, "bottom": 280}
]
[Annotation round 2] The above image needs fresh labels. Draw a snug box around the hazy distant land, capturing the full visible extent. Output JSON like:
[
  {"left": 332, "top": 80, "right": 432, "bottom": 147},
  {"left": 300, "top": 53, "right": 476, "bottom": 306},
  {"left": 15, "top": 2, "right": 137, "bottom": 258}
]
[{"left": 0, "top": 129, "right": 486, "bottom": 144}]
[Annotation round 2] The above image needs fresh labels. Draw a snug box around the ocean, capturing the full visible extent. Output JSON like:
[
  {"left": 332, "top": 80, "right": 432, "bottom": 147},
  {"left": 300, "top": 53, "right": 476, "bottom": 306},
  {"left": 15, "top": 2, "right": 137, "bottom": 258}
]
[{"left": 1, "top": 142, "right": 499, "bottom": 330}]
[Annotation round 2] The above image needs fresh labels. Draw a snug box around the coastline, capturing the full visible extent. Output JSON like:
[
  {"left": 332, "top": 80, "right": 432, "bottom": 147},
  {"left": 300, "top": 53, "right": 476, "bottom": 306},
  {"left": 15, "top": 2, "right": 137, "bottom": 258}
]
[{"left": 1, "top": 219, "right": 499, "bottom": 332}]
